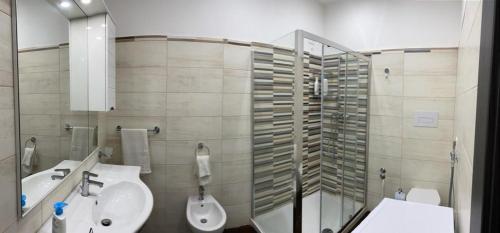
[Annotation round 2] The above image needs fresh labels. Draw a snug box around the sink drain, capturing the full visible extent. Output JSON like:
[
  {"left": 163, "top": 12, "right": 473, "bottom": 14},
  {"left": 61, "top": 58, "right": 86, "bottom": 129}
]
[
  {"left": 200, "top": 219, "right": 207, "bottom": 224},
  {"left": 101, "top": 219, "right": 112, "bottom": 227}
]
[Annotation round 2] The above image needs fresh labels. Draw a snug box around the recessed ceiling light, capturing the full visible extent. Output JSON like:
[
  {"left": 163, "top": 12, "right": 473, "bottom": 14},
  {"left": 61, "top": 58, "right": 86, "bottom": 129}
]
[
  {"left": 59, "top": 1, "right": 71, "bottom": 8},
  {"left": 81, "top": 0, "right": 92, "bottom": 4}
]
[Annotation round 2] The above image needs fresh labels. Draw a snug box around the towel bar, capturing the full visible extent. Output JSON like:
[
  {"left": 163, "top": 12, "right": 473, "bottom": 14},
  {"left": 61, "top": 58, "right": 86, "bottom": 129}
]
[{"left": 116, "top": 125, "right": 160, "bottom": 134}]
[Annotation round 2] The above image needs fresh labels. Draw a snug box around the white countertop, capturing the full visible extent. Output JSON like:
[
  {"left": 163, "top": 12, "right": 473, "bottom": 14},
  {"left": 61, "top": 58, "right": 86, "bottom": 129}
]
[{"left": 352, "top": 198, "right": 454, "bottom": 233}]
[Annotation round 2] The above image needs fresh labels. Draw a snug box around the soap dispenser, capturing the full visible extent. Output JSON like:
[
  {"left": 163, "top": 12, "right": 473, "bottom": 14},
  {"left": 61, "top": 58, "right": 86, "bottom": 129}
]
[{"left": 52, "top": 202, "right": 68, "bottom": 233}]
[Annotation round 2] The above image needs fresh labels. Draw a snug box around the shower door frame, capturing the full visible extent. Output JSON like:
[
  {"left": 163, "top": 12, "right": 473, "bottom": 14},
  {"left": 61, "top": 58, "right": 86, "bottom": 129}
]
[
  {"left": 249, "top": 30, "right": 371, "bottom": 233},
  {"left": 292, "top": 30, "right": 371, "bottom": 233}
]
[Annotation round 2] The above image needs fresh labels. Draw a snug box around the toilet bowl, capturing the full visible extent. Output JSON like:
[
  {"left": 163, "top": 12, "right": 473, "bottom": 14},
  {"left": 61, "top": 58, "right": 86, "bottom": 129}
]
[
  {"left": 187, "top": 195, "right": 227, "bottom": 233},
  {"left": 406, "top": 188, "right": 441, "bottom": 205}
]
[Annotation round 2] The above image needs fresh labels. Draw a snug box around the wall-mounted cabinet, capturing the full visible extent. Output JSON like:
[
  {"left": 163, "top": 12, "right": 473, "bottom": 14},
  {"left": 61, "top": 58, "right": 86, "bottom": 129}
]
[{"left": 70, "top": 14, "right": 116, "bottom": 112}]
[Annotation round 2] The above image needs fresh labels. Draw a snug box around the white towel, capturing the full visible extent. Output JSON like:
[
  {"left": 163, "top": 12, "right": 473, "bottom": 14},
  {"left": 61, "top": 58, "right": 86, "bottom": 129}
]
[
  {"left": 21, "top": 148, "right": 35, "bottom": 174},
  {"left": 121, "top": 129, "right": 152, "bottom": 174},
  {"left": 22, "top": 148, "right": 34, "bottom": 167},
  {"left": 69, "top": 127, "right": 94, "bottom": 161},
  {"left": 195, "top": 146, "right": 211, "bottom": 185}
]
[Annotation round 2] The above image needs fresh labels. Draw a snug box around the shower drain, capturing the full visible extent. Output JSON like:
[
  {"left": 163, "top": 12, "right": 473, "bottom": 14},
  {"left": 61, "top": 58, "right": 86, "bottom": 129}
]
[
  {"left": 322, "top": 228, "right": 334, "bottom": 233},
  {"left": 200, "top": 219, "right": 208, "bottom": 224}
]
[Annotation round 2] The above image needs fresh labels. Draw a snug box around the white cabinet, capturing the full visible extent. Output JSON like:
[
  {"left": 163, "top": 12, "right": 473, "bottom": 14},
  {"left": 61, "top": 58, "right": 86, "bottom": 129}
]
[{"left": 70, "top": 14, "right": 115, "bottom": 112}]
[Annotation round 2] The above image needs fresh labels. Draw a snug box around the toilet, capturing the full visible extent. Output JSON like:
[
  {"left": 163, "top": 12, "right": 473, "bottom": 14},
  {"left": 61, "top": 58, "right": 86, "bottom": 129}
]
[
  {"left": 186, "top": 194, "right": 227, "bottom": 233},
  {"left": 406, "top": 188, "right": 441, "bottom": 205}
]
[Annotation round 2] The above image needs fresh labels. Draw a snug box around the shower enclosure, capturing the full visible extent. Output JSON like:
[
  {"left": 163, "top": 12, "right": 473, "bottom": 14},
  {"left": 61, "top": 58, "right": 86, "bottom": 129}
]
[{"left": 250, "top": 30, "right": 370, "bottom": 233}]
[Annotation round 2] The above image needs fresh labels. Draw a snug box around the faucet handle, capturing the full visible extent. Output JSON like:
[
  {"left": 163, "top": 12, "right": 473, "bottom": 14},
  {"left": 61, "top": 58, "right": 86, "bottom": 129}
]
[{"left": 83, "top": 171, "right": 98, "bottom": 178}]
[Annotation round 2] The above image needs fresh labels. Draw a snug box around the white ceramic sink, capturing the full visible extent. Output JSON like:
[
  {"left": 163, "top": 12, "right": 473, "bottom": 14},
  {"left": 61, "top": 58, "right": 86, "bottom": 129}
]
[
  {"left": 22, "top": 160, "right": 81, "bottom": 212},
  {"left": 38, "top": 163, "right": 153, "bottom": 233}
]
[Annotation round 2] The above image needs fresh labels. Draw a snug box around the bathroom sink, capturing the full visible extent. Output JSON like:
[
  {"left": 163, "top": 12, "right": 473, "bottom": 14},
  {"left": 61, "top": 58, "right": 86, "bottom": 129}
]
[
  {"left": 22, "top": 160, "right": 81, "bottom": 212},
  {"left": 92, "top": 181, "right": 149, "bottom": 232},
  {"left": 37, "top": 163, "right": 153, "bottom": 233}
]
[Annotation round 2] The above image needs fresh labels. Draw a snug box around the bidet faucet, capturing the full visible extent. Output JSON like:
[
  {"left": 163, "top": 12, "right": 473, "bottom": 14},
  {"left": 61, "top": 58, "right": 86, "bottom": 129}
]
[
  {"left": 199, "top": 186, "right": 205, "bottom": 201},
  {"left": 81, "top": 171, "right": 103, "bottom": 197}
]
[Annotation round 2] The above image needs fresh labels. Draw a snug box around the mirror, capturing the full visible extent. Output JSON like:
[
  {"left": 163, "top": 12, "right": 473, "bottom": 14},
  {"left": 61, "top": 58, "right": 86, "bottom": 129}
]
[{"left": 16, "top": 0, "right": 96, "bottom": 216}]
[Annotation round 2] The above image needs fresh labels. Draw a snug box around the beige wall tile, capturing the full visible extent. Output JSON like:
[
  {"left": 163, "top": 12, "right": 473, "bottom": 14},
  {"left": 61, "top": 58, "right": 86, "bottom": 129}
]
[
  {"left": 222, "top": 160, "right": 251, "bottom": 184},
  {"left": 116, "top": 40, "right": 167, "bottom": 68},
  {"left": 222, "top": 93, "right": 251, "bottom": 116},
  {"left": 20, "top": 114, "right": 60, "bottom": 136},
  {"left": 369, "top": 95, "right": 402, "bottom": 117},
  {"left": 111, "top": 93, "right": 166, "bottom": 117},
  {"left": 403, "top": 97, "right": 455, "bottom": 120},
  {"left": 402, "top": 138, "right": 451, "bottom": 162},
  {"left": 224, "top": 44, "right": 251, "bottom": 70},
  {"left": 0, "top": 70, "right": 13, "bottom": 87},
  {"left": 403, "top": 119, "right": 454, "bottom": 140},
  {"left": 403, "top": 75, "right": 456, "bottom": 98},
  {"left": 167, "top": 67, "right": 223, "bottom": 93},
  {"left": 166, "top": 117, "right": 222, "bottom": 140},
  {"left": 19, "top": 72, "right": 60, "bottom": 94},
  {"left": 0, "top": 86, "right": 13, "bottom": 109},
  {"left": 0, "top": 0, "right": 10, "bottom": 16},
  {"left": 222, "top": 116, "right": 251, "bottom": 138},
  {"left": 18, "top": 49, "right": 59, "bottom": 73},
  {"left": 368, "top": 135, "right": 401, "bottom": 158},
  {"left": 166, "top": 163, "right": 222, "bottom": 188},
  {"left": 59, "top": 46, "right": 69, "bottom": 71},
  {"left": 19, "top": 94, "right": 60, "bottom": 115},
  {"left": 116, "top": 67, "right": 167, "bottom": 93},
  {"left": 369, "top": 74, "right": 403, "bottom": 96},
  {"left": 368, "top": 155, "right": 401, "bottom": 179},
  {"left": 222, "top": 137, "right": 251, "bottom": 162},
  {"left": 367, "top": 176, "right": 401, "bottom": 197},
  {"left": 150, "top": 140, "right": 167, "bottom": 165},
  {"left": 221, "top": 182, "right": 251, "bottom": 206},
  {"left": 369, "top": 116, "right": 402, "bottom": 137},
  {"left": 0, "top": 109, "right": 15, "bottom": 159},
  {"left": 0, "top": 156, "right": 17, "bottom": 233},
  {"left": 223, "top": 69, "right": 251, "bottom": 94},
  {"left": 401, "top": 159, "right": 450, "bottom": 183},
  {"left": 371, "top": 51, "right": 404, "bottom": 77},
  {"left": 0, "top": 13, "right": 12, "bottom": 74},
  {"left": 141, "top": 164, "right": 167, "bottom": 193},
  {"left": 166, "top": 139, "right": 222, "bottom": 164},
  {"left": 166, "top": 93, "right": 222, "bottom": 117},
  {"left": 225, "top": 202, "right": 251, "bottom": 228},
  {"left": 454, "top": 88, "right": 477, "bottom": 158},
  {"left": 168, "top": 41, "right": 223, "bottom": 68},
  {"left": 404, "top": 50, "right": 458, "bottom": 76}
]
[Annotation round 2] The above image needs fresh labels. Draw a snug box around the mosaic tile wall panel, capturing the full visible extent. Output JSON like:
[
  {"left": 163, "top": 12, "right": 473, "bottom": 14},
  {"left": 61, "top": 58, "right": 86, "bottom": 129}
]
[
  {"left": 302, "top": 52, "right": 322, "bottom": 196},
  {"left": 322, "top": 54, "right": 369, "bottom": 202},
  {"left": 252, "top": 44, "right": 295, "bottom": 216}
]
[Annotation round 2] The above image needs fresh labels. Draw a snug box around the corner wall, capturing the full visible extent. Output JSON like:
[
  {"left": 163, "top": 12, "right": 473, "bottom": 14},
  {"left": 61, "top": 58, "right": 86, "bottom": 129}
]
[
  {"left": 453, "top": 0, "right": 482, "bottom": 232},
  {"left": 367, "top": 48, "right": 458, "bottom": 209}
]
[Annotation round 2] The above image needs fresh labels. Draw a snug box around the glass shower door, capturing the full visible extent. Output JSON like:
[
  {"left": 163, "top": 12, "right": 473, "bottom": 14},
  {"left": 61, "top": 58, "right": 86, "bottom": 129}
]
[{"left": 320, "top": 46, "right": 348, "bottom": 233}]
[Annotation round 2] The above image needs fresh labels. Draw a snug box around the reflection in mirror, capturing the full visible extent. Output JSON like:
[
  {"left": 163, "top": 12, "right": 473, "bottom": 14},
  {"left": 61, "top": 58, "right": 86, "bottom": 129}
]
[{"left": 17, "top": 0, "right": 96, "bottom": 216}]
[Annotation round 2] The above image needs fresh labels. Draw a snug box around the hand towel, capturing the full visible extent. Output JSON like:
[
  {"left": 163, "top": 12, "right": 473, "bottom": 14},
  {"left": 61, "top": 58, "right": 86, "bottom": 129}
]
[
  {"left": 21, "top": 148, "right": 35, "bottom": 174},
  {"left": 195, "top": 144, "right": 211, "bottom": 186},
  {"left": 21, "top": 147, "right": 34, "bottom": 167},
  {"left": 69, "top": 127, "right": 94, "bottom": 161},
  {"left": 120, "top": 128, "right": 152, "bottom": 174}
]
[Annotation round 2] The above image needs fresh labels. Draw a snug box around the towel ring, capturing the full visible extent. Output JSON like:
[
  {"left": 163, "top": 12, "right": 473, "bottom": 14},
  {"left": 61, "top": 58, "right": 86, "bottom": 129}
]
[
  {"left": 24, "top": 137, "right": 37, "bottom": 151},
  {"left": 195, "top": 142, "right": 210, "bottom": 156}
]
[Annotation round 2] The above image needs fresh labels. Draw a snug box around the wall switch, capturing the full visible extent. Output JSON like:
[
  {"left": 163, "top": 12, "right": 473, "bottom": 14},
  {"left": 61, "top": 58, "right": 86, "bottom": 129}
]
[{"left": 413, "top": 112, "right": 439, "bottom": 128}]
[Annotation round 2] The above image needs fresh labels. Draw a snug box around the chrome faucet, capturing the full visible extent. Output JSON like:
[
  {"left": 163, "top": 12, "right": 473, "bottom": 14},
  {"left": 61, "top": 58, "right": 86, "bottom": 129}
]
[
  {"left": 51, "top": 168, "right": 71, "bottom": 180},
  {"left": 81, "top": 171, "right": 103, "bottom": 197},
  {"left": 199, "top": 186, "right": 205, "bottom": 201}
]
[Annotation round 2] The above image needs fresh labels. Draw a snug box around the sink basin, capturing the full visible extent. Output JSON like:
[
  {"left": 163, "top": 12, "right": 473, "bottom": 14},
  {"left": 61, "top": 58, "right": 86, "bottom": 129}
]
[
  {"left": 38, "top": 163, "right": 153, "bottom": 233},
  {"left": 22, "top": 160, "right": 81, "bottom": 213},
  {"left": 92, "top": 182, "right": 150, "bottom": 232}
]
